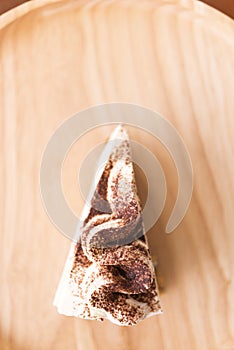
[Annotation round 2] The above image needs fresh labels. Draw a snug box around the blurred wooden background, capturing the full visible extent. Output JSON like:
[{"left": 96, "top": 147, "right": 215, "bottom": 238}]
[
  {"left": 0, "top": 0, "right": 234, "bottom": 350},
  {"left": 0, "top": 0, "right": 234, "bottom": 18}
]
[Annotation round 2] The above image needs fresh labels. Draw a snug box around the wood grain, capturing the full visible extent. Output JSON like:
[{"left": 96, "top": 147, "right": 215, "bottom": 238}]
[
  {"left": 1, "top": 0, "right": 234, "bottom": 18},
  {"left": 0, "top": 1, "right": 234, "bottom": 349}
]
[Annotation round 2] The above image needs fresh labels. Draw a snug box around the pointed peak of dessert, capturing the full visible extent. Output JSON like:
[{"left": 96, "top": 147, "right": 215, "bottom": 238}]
[{"left": 109, "top": 124, "right": 129, "bottom": 142}]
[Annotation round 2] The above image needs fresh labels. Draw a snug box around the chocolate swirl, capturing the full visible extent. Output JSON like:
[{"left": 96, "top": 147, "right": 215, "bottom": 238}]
[
  {"left": 68, "top": 126, "right": 162, "bottom": 325},
  {"left": 81, "top": 136, "right": 142, "bottom": 251},
  {"left": 70, "top": 238, "right": 161, "bottom": 325}
]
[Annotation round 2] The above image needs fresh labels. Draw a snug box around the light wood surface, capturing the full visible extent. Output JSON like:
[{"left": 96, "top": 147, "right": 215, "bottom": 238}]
[
  {"left": 1, "top": 0, "right": 234, "bottom": 18},
  {"left": 0, "top": 1, "right": 234, "bottom": 349}
]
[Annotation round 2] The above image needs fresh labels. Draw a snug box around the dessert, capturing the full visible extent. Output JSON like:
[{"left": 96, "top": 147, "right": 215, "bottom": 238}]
[{"left": 54, "top": 125, "right": 162, "bottom": 326}]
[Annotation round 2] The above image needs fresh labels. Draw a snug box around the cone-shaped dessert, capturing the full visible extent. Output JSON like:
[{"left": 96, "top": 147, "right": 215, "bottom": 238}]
[{"left": 54, "top": 125, "right": 162, "bottom": 326}]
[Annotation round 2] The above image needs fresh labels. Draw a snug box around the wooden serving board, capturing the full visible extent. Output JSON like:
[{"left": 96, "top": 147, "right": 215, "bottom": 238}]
[{"left": 0, "top": 1, "right": 234, "bottom": 349}]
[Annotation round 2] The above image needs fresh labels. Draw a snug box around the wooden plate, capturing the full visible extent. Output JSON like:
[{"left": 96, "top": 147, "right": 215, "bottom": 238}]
[{"left": 0, "top": 1, "right": 234, "bottom": 349}]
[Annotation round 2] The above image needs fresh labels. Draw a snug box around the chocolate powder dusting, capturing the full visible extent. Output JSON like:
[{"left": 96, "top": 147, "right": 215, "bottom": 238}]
[
  {"left": 84, "top": 160, "right": 114, "bottom": 225},
  {"left": 68, "top": 125, "right": 162, "bottom": 325}
]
